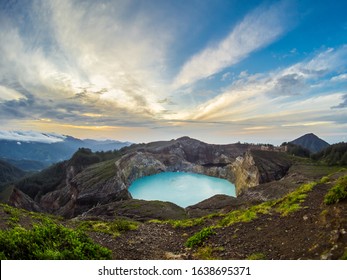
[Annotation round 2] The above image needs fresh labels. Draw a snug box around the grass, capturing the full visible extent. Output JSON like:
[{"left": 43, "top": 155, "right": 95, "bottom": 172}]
[
  {"left": 2, "top": 203, "right": 21, "bottom": 227},
  {"left": 77, "top": 219, "right": 138, "bottom": 237},
  {"left": 324, "top": 175, "right": 347, "bottom": 205},
  {"left": 247, "top": 253, "right": 266, "bottom": 260},
  {"left": 149, "top": 213, "right": 221, "bottom": 228},
  {"left": 194, "top": 246, "right": 224, "bottom": 260},
  {"left": 275, "top": 182, "right": 316, "bottom": 216},
  {"left": 218, "top": 201, "right": 274, "bottom": 227},
  {"left": 340, "top": 249, "right": 347, "bottom": 260},
  {"left": 149, "top": 217, "right": 204, "bottom": 228}
]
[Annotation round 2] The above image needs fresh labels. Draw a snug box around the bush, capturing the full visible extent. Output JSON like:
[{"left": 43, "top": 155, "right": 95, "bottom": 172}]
[
  {"left": 0, "top": 221, "right": 112, "bottom": 260},
  {"left": 324, "top": 175, "right": 347, "bottom": 205},
  {"left": 185, "top": 226, "right": 216, "bottom": 248}
]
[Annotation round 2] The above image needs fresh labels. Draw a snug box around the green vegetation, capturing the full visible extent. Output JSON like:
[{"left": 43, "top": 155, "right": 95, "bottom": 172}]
[
  {"left": 219, "top": 201, "right": 274, "bottom": 227},
  {"left": 149, "top": 213, "right": 220, "bottom": 228},
  {"left": 247, "top": 253, "right": 266, "bottom": 260},
  {"left": 0, "top": 159, "right": 26, "bottom": 185},
  {"left": 324, "top": 175, "right": 347, "bottom": 205},
  {"left": 340, "top": 249, "right": 347, "bottom": 260},
  {"left": 14, "top": 161, "right": 67, "bottom": 200},
  {"left": 2, "top": 203, "right": 21, "bottom": 227},
  {"left": 281, "top": 142, "right": 311, "bottom": 158},
  {"left": 194, "top": 246, "right": 224, "bottom": 260},
  {"left": 311, "top": 142, "right": 347, "bottom": 165},
  {"left": 12, "top": 148, "right": 123, "bottom": 201},
  {"left": 149, "top": 218, "right": 202, "bottom": 228},
  {"left": 0, "top": 221, "right": 112, "bottom": 260},
  {"left": 77, "top": 219, "right": 138, "bottom": 237},
  {"left": 185, "top": 226, "right": 216, "bottom": 248},
  {"left": 275, "top": 182, "right": 316, "bottom": 216}
]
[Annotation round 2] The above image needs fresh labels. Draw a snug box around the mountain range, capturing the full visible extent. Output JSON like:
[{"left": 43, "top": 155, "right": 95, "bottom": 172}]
[{"left": 0, "top": 131, "right": 131, "bottom": 171}]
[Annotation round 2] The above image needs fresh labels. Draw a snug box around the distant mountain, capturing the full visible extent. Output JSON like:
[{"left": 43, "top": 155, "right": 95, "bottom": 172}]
[
  {"left": 290, "top": 133, "right": 330, "bottom": 153},
  {"left": 0, "top": 159, "right": 26, "bottom": 185},
  {"left": 82, "top": 139, "right": 132, "bottom": 152},
  {"left": 0, "top": 158, "right": 49, "bottom": 172},
  {"left": 0, "top": 131, "right": 132, "bottom": 168}
]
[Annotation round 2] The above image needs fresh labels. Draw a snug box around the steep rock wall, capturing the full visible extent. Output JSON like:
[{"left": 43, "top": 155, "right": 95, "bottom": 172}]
[{"left": 231, "top": 152, "right": 260, "bottom": 195}]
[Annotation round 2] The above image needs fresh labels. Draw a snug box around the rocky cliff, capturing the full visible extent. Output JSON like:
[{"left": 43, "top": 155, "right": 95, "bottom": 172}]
[{"left": 231, "top": 150, "right": 292, "bottom": 195}]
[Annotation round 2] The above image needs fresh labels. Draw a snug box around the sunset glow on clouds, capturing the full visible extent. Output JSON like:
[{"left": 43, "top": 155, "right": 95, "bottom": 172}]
[{"left": 0, "top": 0, "right": 346, "bottom": 144}]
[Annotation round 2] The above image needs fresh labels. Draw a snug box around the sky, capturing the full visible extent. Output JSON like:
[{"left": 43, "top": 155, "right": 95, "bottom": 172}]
[{"left": 0, "top": 0, "right": 346, "bottom": 145}]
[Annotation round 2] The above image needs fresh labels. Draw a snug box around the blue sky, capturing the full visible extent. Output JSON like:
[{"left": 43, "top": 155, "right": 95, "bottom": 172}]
[{"left": 0, "top": 0, "right": 346, "bottom": 144}]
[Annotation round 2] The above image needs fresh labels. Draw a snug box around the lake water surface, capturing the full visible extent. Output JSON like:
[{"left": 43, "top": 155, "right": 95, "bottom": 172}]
[{"left": 128, "top": 172, "right": 236, "bottom": 208}]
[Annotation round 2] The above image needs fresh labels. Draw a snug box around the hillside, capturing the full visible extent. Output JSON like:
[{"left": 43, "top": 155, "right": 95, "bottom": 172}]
[
  {"left": 0, "top": 160, "right": 26, "bottom": 186},
  {"left": 290, "top": 133, "right": 330, "bottom": 153},
  {"left": 312, "top": 142, "right": 347, "bottom": 165}
]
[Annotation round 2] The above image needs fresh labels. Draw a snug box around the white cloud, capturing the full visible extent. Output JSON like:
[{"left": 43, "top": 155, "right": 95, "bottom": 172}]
[
  {"left": 0, "top": 130, "right": 65, "bottom": 143},
  {"left": 331, "top": 73, "right": 347, "bottom": 82},
  {"left": 0, "top": 85, "right": 24, "bottom": 101},
  {"left": 173, "top": 0, "right": 292, "bottom": 88}
]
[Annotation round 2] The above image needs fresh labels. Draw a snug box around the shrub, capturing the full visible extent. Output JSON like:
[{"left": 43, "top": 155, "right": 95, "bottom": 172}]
[
  {"left": 324, "top": 175, "right": 347, "bottom": 205},
  {"left": 185, "top": 226, "right": 216, "bottom": 248},
  {"left": 0, "top": 221, "right": 112, "bottom": 260}
]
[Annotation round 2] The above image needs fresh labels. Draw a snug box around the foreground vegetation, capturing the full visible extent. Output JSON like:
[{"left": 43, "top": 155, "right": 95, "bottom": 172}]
[
  {"left": 0, "top": 221, "right": 112, "bottom": 260},
  {"left": 0, "top": 203, "right": 138, "bottom": 260}
]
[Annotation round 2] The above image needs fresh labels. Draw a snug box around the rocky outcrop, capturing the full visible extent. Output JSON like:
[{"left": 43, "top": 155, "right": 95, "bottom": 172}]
[
  {"left": 231, "top": 150, "right": 292, "bottom": 195},
  {"left": 110, "top": 137, "right": 246, "bottom": 193},
  {"left": 8, "top": 187, "right": 42, "bottom": 212},
  {"left": 231, "top": 152, "right": 260, "bottom": 195},
  {"left": 80, "top": 199, "right": 187, "bottom": 222}
]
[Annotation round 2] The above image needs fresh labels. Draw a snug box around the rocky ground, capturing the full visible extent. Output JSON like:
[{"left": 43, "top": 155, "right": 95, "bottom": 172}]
[{"left": 87, "top": 169, "right": 347, "bottom": 260}]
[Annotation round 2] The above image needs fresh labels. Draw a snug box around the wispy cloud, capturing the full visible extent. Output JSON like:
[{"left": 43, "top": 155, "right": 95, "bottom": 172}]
[
  {"left": 331, "top": 94, "right": 347, "bottom": 109},
  {"left": 173, "top": 0, "right": 293, "bottom": 88},
  {"left": 183, "top": 46, "right": 347, "bottom": 122},
  {"left": 331, "top": 73, "right": 347, "bottom": 82}
]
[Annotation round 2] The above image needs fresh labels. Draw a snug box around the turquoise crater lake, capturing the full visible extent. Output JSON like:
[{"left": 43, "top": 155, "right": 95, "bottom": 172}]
[{"left": 128, "top": 172, "right": 236, "bottom": 208}]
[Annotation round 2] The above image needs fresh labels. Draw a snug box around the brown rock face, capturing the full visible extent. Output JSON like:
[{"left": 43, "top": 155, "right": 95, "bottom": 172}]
[
  {"left": 8, "top": 187, "right": 42, "bottom": 212},
  {"left": 231, "top": 150, "right": 292, "bottom": 195}
]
